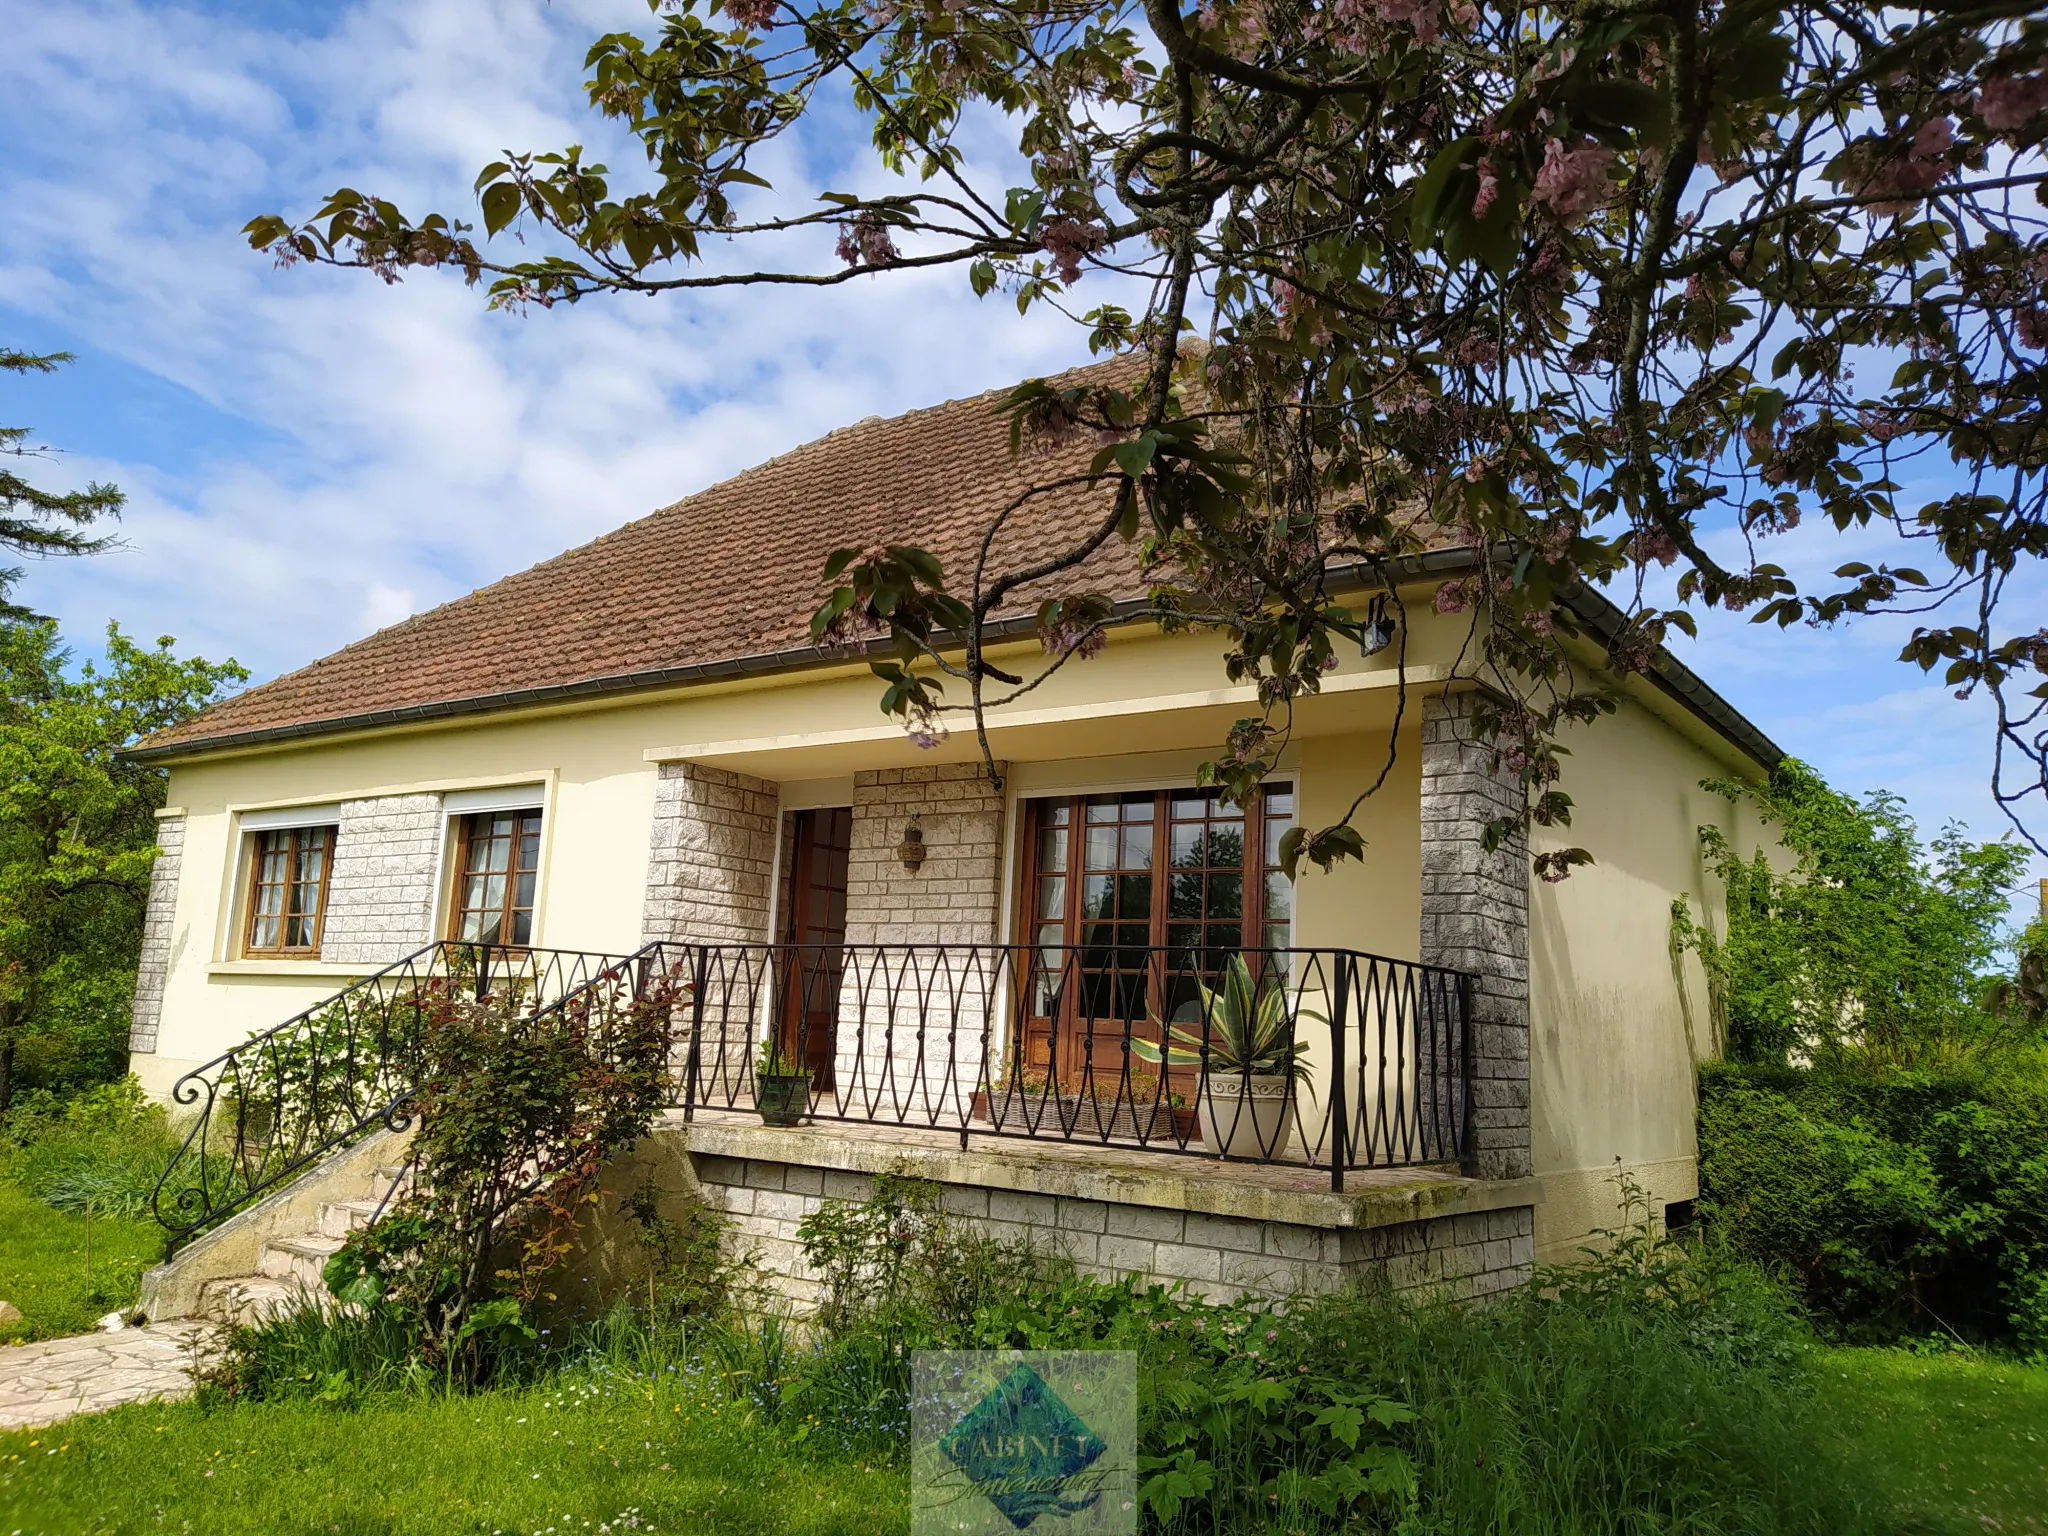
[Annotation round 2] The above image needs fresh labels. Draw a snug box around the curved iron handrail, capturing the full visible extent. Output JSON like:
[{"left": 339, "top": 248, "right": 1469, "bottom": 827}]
[{"left": 149, "top": 941, "right": 635, "bottom": 1257}]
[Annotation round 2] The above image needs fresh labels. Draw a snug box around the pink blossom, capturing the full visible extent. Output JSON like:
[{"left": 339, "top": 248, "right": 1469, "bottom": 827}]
[
  {"left": 1432, "top": 581, "right": 1469, "bottom": 614},
  {"left": 1455, "top": 333, "right": 1500, "bottom": 367},
  {"left": 1531, "top": 139, "right": 1617, "bottom": 225},
  {"left": 724, "top": 0, "right": 778, "bottom": 29},
  {"left": 1633, "top": 528, "right": 1680, "bottom": 567},
  {"left": 1373, "top": 0, "right": 1440, "bottom": 41},
  {"left": 2017, "top": 307, "right": 2048, "bottom": 350},
  {"left": 1042, "top": 618, "right": 1108, "bottom": 659},
  {"left": 904, "top": 703, "right": 949, "bottom": 750},
  {"left": 835, "top": 212, "right": 899, "bottom": 268},
  {"left": 1977, "top": 73, "right": 2048, "bottom": 133},
  {"left": 1851, "top": 117, "right": 1953, "bottom": 216},
  {"left": 1911, "top": 116, "right": 1955, "bottom": 160},
  {"left": 1471, "top": 161, "right": 1500, "bottom": 220},
  {"left": 1039, "top": 218, "right": 1107, "bottom": 284}
]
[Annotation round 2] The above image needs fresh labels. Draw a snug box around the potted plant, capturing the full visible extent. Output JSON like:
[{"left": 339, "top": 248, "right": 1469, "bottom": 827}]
[
  {"left": 754, "top": 1034, "right": 812, "bottom": 1127},
  {"left": 1131, "top": 955, "right": 1316, "bottom": 1159}
]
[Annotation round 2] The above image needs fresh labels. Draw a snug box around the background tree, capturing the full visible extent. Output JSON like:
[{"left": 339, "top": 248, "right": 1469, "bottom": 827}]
[
  {"left": 247, "top": 0, "right": 2048, "bottom": 870},
  {"left": 2, "top": 349, "right": 122, "bottom": 619},
  {"left": 0, "top": 590, "right": 244, "bottom": 1110},
  {"left": 1673, "top": 757, "right": 2035, "bottom": 1066}
]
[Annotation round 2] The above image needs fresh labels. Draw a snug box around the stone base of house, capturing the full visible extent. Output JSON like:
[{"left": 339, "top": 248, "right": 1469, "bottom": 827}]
[{"left": 662, "top": 1112, "right": 1535, "bottom": 1307}]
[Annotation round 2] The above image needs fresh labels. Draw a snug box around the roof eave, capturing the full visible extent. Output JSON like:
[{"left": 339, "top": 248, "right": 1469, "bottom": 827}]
[{"left": 126, "top": 546, "right": 1780, "bottom": 772}]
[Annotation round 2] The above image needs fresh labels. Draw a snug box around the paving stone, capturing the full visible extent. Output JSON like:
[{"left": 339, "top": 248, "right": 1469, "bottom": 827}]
[{"left": 0, "top": 1322, "right": 216, "bottom": 1431}]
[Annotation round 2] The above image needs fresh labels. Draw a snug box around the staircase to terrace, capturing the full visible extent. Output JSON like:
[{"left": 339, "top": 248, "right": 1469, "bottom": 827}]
[{"left": 194, "top": 1157, "right": 415, "bottom": 1325}]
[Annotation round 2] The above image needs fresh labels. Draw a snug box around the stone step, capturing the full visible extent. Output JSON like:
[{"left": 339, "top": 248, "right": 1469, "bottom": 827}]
[
  {"left": 317, "top": 1198, "right": 389, "bottom": 1239},
  {"left": 197, "top": 1275, "right": 308, "bottom": 1328},
  {"left": 257, "top": 1233, "right": 344, "bottom": 1289}
]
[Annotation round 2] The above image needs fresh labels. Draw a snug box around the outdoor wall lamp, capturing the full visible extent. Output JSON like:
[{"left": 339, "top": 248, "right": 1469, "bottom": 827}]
[
  {"left": 896, "top": 824, "right": 927, "bottom": 874},
  {"left": 1359, "top": 594, "right": 1396, "bottom": 658}
]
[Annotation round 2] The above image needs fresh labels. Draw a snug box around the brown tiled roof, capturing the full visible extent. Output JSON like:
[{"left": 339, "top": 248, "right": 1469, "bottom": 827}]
[
  {"left": 136, "top": 356, "right": 1784, "bottom": 772},
  {"left": 139, "top": 361, "right": 1151, "bottom": 757}
]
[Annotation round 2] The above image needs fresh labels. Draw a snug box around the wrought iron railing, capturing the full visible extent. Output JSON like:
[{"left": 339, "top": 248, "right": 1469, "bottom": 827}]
[
  {"left": 149, "top": 942, "right": 636, "bottom": 1256},
  {"left": 536, "top": 942, "right": 1472, "bottom": 1191}
]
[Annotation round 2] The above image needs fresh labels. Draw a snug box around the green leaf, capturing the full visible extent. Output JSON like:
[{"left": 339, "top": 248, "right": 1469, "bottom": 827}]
[
  {"left": 480, "top": 181, "right": 522, "bottom": 237},
  {"left": 1111, "top": 436, "right": 1159, "bottom": 478},
  {"left": 1408, "top": 137, "right": 1481, "bottom": 243},
  {"left": 1576, "top": 78, "right": 1670, "bottom": 146}
]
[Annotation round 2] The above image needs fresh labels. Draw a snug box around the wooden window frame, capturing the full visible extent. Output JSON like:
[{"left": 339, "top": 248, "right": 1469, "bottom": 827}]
[
  {"left": 241, "top": 824, "right": 338, "bottom": 958},
  {"left": 1012, "top": 783, "right": 1295, "bottom": 955},
  {"left": 448, "top": 809, "right": 545, "bottom": 948}
]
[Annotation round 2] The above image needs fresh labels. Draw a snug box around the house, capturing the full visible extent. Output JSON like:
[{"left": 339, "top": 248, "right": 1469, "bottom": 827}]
[{"left": 126, "top": 365, "right": 1776, "bottom": 1314}]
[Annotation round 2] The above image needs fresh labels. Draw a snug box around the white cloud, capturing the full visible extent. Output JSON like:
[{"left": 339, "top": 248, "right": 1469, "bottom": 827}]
[{"left": 0, "top": 0, "right": 1091, "bottom": 679}]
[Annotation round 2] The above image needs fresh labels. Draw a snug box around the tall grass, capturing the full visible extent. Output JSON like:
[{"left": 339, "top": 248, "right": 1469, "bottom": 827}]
[
  {"left": 0, "top": 1076, "right": 184, "bottom": 1218},
  {"left": 208, "top": 1174, "right": 1880, "bottom": 1534}
]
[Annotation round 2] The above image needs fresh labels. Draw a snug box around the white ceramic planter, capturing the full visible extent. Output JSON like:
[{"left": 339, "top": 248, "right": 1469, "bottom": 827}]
[{"left": 1198, "top": 1073, "right": 1297, "bottom": 1159}]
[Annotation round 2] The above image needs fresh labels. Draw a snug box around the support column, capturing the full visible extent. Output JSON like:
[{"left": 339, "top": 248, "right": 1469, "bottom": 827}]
[
  {"left": 838, "top": 764, "right": 1008, "bottom": 1115},
  {"left": 641, "top": 762, "right": 780, "bottom": 946},
  {"left": 1420, "top": 690, "right": 1531, "bottom": 1181},
  {"left": 643, "top": 762, "right": 782, "bottom": 1103}
]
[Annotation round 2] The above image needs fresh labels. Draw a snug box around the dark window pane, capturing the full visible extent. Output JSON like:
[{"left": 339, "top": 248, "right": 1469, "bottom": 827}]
[{"left": 1205, "top": 871, "right": 1242, "bottom": 920}]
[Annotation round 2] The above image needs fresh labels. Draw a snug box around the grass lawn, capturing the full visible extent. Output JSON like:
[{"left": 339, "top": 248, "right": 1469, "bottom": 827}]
[
  {"left": 0, "top": 1180, "right": 162, "bottom": 1344},
  {"left": 1, "top": 1325, "right": 2041, "bottom": 1534},
  {"left": 1815, "top": 1346, "right": 2048, "bottom": 1535},
  {"left": 0, "top": 1365, "right": 907, "bottom": 1536}
]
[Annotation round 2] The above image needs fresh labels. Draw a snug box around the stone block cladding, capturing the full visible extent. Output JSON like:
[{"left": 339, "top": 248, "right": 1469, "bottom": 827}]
[
  {"left": 642, "top": 763, "right": 780, "bottom": 946},
  {"left": 644, "top": 763, "right": 781, "bottom": 1094},
  {"left": 128, "top": 814, "right": 185, "bottom": 1055},
  {"left": 834, "top": 765, "right": 1008, "bottom": 1118},
  {"left": 842, "top": 765, "right": 1007, "bottom": 947},
  {"left": 321, "top": 794, "right": 446, "bottom": 967},
  {"left": 692, "top": 1153, "right": 1533, "bottom": 1308},
  {"left": 1419, "top": 691, "right": 1531, "bottom": 1180}
]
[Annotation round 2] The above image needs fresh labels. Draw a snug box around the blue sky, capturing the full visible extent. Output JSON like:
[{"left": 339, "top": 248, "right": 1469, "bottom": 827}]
[{"left": 3, "top": 0, "right": 2042, "bottom": 914}]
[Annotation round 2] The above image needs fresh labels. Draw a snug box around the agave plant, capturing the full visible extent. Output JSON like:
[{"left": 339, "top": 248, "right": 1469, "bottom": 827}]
[{"left": 1130, "top": 955, "right": 1316, "bottom": 1083}]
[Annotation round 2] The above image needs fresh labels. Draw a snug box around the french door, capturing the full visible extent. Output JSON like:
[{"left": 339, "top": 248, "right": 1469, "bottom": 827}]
[
  {"left": 777, "top": 806, "right": 851, "bottom": 1090},
  {"left": 1013, "top": 783, "right": 1296, "bottom": 1087}
]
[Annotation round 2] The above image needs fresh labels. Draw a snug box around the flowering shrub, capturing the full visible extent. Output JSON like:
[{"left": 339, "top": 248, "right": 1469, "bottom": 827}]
[
  {"left": 321, "top": 969, "right": 682, "bottom": 1378},
  {"left": 247, "top": 0, "right": 2048, "bottom": 869}
]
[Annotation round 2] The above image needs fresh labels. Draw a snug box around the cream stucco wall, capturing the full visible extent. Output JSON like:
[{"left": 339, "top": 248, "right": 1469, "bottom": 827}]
[
  {"left": 1526, "top": 689, "right": 1770, "bottom": 1261},
  {"left": 137, "top": 597, "right": 1776, "bottom": 1266},
  {"left": 139, "top": 618, "right": 1447, "bottom": 1093},
  {"left": 138, "top": 705, "right": 665, "bottom": 1094}
]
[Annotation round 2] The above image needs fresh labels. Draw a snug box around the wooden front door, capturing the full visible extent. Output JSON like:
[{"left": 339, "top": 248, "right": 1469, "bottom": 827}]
[{"left": 779, "top": 807, "right": 851, "bottom": 1091}]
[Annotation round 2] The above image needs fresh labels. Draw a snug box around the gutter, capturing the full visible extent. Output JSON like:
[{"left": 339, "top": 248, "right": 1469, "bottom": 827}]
[{"left": 126, "top": 547, "right": 1780, "bottom": 771}]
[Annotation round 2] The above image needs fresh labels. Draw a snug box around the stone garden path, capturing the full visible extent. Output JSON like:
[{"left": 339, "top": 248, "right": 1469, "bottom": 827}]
[{"left": 0, "top": 1323, "right": 215, "bottom": 1431}]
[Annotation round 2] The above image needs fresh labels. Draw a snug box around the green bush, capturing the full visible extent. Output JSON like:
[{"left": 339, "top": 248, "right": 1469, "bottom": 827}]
[
  {"left": 1699, "top": 1056, "right": 2048, "bottom": 1350},
  {"left": 0, "top": 1075, "right": 184, "bottom": 1219},
  {"left": 731, "top": 1175, "right": 1863, "bottom": 1534},
  {"left": 194, "top": 1172, "right": 1875, "bottom": 1533}
]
